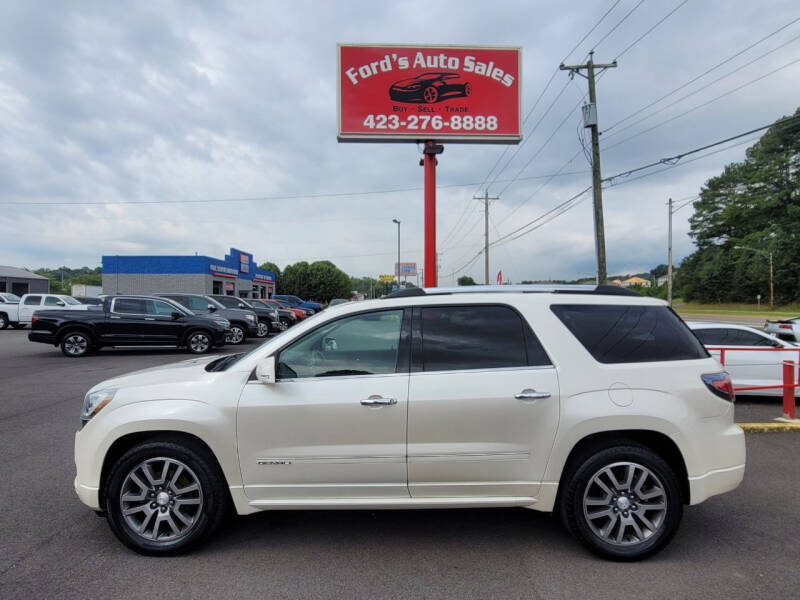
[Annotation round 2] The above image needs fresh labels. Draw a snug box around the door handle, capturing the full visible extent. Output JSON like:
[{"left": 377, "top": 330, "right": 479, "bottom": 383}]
[
  {"left": 145, "top": 317, "right": 156, "bottom": 321},
  {"left": 515, "top": 390, "right": 551, "bottom": 400},
  {"left": 360, "top": 396, "right": 397, "bottom": 406}
]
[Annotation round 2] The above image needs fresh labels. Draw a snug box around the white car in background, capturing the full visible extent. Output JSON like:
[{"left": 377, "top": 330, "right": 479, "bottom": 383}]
[
  {"left": 0, "top": 293, "right": 90, "bottom": 329},
  {"left": 764, "top": 316, "right": 800, "bottom": 342},
  {"left": 688, "top": 322, "right": 799, "bottom": 397}
]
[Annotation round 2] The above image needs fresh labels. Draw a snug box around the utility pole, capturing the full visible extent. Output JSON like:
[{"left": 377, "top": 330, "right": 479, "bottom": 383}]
[
  {"left": 392, "top": 218, "right": 401, "bottom": 288},
  {"left": 473, "top": 191, "right": 500, "bottom": 284},
  {"left": 667, "top": 197, "right": 673, "bottom": 306},
  {"left": 560, "top": 51, "right": 617, "bottom": 284}
]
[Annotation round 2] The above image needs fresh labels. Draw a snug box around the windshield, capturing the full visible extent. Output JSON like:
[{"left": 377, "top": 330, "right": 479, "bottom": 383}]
[
  {"left": 63, "top": 296, "right": 81, "bottom": 305},
  {"left": 162, "top": 298, "right": 194, "bottom": 316}
]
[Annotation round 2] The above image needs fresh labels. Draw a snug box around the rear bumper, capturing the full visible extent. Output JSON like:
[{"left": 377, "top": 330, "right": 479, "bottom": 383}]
[
  {"left": 28, "top": 330, "right": 57, "bottom": 345},
  {"left": 689, "top": 464, "right": 745, "bottom": 505}
]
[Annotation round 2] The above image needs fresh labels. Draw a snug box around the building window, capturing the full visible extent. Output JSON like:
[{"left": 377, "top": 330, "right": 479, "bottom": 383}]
[{"left": 212, "top": 280, "right": 222, "bottom": 295}]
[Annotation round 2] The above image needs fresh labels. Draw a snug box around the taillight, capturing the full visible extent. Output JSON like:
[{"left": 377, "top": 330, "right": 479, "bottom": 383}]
[
  {"left": 31, "top": 314, "right": 38, "bottom": 324},
  {"left": 779, "top": 324, "right": 792, "bottom": 330},
  {"left": 701, "top": 372, "right": 735, "bottom": 402}
]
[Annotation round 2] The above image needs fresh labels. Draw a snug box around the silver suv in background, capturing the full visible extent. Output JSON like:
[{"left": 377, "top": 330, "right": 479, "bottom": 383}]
[{"left": 155, "top": 293, "right": 258, "bottom": 345}]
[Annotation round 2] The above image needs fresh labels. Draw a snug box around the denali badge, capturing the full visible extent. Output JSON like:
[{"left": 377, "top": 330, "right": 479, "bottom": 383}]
[{"left": 257, "top": 460, "right": 291, "bottom": 465}]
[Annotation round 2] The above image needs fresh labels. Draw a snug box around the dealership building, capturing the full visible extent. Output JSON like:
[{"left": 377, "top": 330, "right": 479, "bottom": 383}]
[
  {"left": 102, "top": 248, "right": 276, "bottom": 299},
  {"left": 0, "top": 265, "right": 50, "bottom": 296}
]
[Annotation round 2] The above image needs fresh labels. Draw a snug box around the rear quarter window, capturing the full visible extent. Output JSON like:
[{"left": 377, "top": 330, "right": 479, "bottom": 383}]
[{"left": 551, "top": 304, "right": 708, "bottom": 364}]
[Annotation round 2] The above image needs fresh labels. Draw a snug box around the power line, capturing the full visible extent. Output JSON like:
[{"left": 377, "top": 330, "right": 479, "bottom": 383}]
[
  {"left": 602, "top": 115, "right": 800, "bottom": 185},
  {"left": 602, "top": 33, "right": 800, "bottom": 143},
  {"left": 611, "top": 0, "right": 689, "bottom": 60},
  {"left": 602, "top": 16, "right": 800, "bottom": 134},
  {"left": 589, "top": 0, "right": 646, "bottom": 51},
  {"left": 0, "top": 169, "right": 590, "bottom": 207}
]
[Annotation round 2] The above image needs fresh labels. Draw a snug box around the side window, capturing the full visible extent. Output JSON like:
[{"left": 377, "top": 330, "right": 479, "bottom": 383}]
[
  {"left": 693, "top": 328, "right": 728, "bottom": 345},
  {"left": 182, "top": 296, "right": 206, "bottom": 311},
  {"left": 114, "top": 298, "right": 147, "bottom": 314},
  {"left": 730, "top": 329, "right": 773, "bottom": 346},
  {"left": 24, "top": 296, "right": 42, "bottom": 305},
  {"left": 551, "top": 304, "right": 708, "bottom": 364},
  {"left": 420, "top": 305, "right": 549, "bottom": 371},
  {"left": 44, "top": 296, "right": 63, "bottom": 306},
  {"left": 278, "top": 310, "right": 404, "bottom": 379},
  {"left": 148, "top": 300, "right": 178, "bottom": 316}
]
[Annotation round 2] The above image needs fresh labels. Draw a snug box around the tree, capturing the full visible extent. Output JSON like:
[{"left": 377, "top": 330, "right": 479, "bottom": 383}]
[
  {"left": 457, "top": 276, "right": 477, "bottom": 286},
  {"left": 678, "top": 109, "right": 800, "bottom": 303},
  {"left": 280, "top": 260, "right": 351, "bottom": 302}
]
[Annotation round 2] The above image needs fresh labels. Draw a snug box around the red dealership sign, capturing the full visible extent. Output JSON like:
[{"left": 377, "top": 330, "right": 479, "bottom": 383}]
[{"left": 338, "top": 44, "right": 521, "bottom": 143}]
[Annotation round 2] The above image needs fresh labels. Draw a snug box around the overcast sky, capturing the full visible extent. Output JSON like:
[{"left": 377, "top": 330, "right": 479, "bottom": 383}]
[{"left": 1, "top": 0, "right": 798, "bottom": 283}]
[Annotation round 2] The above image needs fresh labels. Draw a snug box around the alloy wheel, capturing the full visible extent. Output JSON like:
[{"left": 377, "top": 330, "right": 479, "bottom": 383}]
[
  {"left": 119, "top": 457, "right": 204, "bottom": 542},
  {"left": 256, "top": 321, "right": 269, "bottom": 337},
  {"left": 64, "top": 334, "right": 88, "bottom": 355},
  {"left": 582, "top": 461, "right": 668, "bottom": 546},
  {"left": 189, "top": 333, "right": 210, "bottom": 353},
  {"left": 228, "top": 327, "right": 245, "bottom": 344}
]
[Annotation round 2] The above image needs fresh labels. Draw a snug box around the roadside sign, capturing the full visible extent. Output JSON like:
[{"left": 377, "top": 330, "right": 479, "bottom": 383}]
[
  {"left": 379, "top": 274, "right": 395, "bottom": 283},
  {"left": 338, "top": 44, "right": 521, "bottom": 143},
  {"left": 395, "top": 262, "right": 418, "bottom": 277}
]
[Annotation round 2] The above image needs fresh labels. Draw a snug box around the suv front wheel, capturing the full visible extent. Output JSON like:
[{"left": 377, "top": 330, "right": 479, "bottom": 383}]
[
  {"left": 560, "top": 444, "right": 682, "bottom": 560},
  {"left": 104, "top": 440, "right": 227, "bottom": 555}
]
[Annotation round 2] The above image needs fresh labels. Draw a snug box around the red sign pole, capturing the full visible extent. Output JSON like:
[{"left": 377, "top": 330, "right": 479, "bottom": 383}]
[{"left": 423, "top": 141, "right": 442, "bottom": 287}]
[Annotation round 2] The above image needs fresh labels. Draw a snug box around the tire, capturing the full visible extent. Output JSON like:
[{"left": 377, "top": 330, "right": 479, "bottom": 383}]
[
  {"left": 423, "top": 86, "right": 439, "bottom": 103},
  {"left": 104, "top": 439, "right": 228, "bottom": 555},
  {"left": 255, "top": 320, "right": 270, "bottom": 338},
  {"left": 185, "top": 330, "right": 212, "bottom": 354},
  {"left": 0, "top": 314, "right": 8, "bottom": 329},
  {"left": 11, "top": 323, "right": 25, "bottom": 329},
  {"left": 226, "top": 323, "right": 246, "bottom": 345},
  {"left": 60, "top": 330, "right": 93, "bottom": 357},
  {"left": 560, "top": 444, "right": 682, "bottom": 561},
  {"left": 280, "top": 317, "right": 292, "bottom": 329}
]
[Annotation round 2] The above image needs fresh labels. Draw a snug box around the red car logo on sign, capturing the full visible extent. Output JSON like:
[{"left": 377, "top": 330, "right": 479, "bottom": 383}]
[{"left": 389, "top": 72, "right": 472, "bottom": 104}]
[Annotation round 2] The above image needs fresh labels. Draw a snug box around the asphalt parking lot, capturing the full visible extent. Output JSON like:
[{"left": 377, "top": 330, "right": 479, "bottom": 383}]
[{"left": 1, "top": 328, "right": 799, "bottom": 599}]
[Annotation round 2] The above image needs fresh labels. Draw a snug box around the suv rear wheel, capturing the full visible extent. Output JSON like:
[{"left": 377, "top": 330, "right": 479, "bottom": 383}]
[
  {"left": 104, "top": 440, "right": 227, "bottom": 555},
  {"left": 560, "top": 444, "right": 682, "bottom": 560}
]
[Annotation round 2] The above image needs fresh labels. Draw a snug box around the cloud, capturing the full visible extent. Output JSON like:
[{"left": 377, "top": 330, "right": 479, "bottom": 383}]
[{"left": 0, "top": 0, "right": 798, "bottom": 283}]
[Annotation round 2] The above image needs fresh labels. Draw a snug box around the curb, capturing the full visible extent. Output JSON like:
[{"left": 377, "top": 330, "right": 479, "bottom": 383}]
[{"left": 738, "top": 422, "right": 800, "bottom": 433}]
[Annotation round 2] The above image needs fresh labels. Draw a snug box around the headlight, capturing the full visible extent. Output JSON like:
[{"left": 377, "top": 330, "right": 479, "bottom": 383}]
[
  {"left": 81, "top": 388, "right": 117, "bottom": 424},
  {"left": 218, "top": 318, "right": 231, "bottom": 328},
  {"left": 246, "top": 314, "right": 256, "bottom": 322}
]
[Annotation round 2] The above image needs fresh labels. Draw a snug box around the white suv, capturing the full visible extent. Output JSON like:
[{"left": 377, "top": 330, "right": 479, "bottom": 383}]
[{"left": 74, "top": 285, "right": 745, "bottom": 559}]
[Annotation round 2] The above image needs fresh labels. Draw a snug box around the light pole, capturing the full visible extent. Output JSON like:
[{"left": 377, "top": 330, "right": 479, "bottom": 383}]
[
  {"left": 392, "top": 219, "right": 401, "bottom": 288},
  {"left": 734, "top": 245, "right": 774, "bottom": 310}
]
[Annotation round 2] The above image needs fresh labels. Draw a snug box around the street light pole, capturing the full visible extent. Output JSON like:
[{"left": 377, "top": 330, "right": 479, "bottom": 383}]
[{"left": 392, "top": 219, "right": 401, "bottom": 288}]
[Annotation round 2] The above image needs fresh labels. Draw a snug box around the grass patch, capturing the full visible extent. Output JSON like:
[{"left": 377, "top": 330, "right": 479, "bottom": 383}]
[{"left": 674, "top": 302, "right": 800, "bottom": 319}]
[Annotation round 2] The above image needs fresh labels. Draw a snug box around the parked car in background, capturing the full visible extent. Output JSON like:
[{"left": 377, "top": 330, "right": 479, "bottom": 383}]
[
  {"left": 250, "top": 298, "right": 298, "bottom": 328},
  {"left": 1, "top": 293, "right": 90, "bottom": 329},
  {"left": 74, "top": 285, "right": 743, "bottom": 560},
  {"left": 155, "top": 294, "right": 258, "bottom": 345},
  {"left": 328, "top": 298, "right": 350, "bottom": 307},
  {"left": 273, "top": 294, "right": 322, "bottom": 314},
  {"left": 764, "top": 316, "right": 800, "bottom": 342},
  {"left": 0, "top": 293, "right": 21, "bottom": 329},
  {"left": 273, "top": 298, "right": 312, "bottom": 318},
  {"left": 28, "top": 295, "right": 229, "bottom": 357},
  {"left": 73, "top": 296, "right": 104, "bottom": 306},
  {"left": 208, "top": 295, "right": 284, "bottom": 337},
  {"left": 688, "top": 322, "right": 799, "bottom": 397}
]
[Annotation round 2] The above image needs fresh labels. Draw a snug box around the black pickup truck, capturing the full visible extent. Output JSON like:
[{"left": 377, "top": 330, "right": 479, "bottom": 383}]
[{"left": 28, "top": 295, "right": 230, "bottom": 357}]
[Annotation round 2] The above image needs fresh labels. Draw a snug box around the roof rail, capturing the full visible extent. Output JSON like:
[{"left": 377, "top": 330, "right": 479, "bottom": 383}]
[{"left": 383, "top": 284, "right": 640, "bottom": 298}]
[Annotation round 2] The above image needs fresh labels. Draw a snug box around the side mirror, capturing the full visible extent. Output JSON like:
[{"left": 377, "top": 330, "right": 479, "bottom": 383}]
[
  {"left": 207, "top": 304, "right": 217, "bottom": 312},
  {"left": 323, "top": 336, "right": 338, "bottom": 351},
  {"left": 256, "top": 356, "right": 276, "bottom": 384},
  {"left": 238, "top": 303, "right": 246, "bottom": 309},
  {"left": 171, "top": 311, "right": 182, "bottom": 320},
  {"left": 56, "top": 301, "right": 65, "bottom": 306}
]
